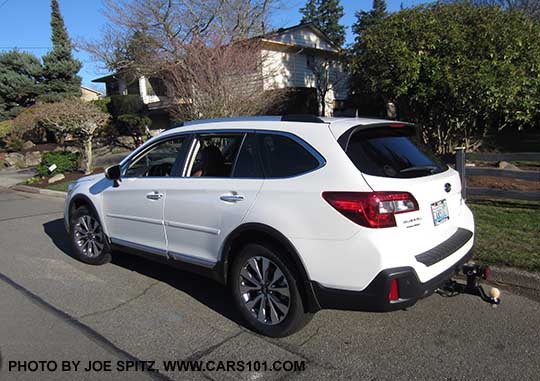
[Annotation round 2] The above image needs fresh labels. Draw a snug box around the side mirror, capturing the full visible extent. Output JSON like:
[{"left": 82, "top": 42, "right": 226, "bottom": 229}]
[{"left": 105, "top": 164, "right": 122, "bottom": 187}]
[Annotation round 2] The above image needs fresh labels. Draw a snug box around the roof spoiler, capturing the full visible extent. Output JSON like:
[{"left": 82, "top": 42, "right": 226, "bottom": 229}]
[
  {"left": 281, "top": 115, "right": 326, "bottom": 123},
  {"left": 337, "top": 122, "right": 417, "bottom": 150}
]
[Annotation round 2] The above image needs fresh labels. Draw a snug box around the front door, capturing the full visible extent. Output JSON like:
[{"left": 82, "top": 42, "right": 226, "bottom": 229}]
[{"left": 103, "top": 136, "right": 188, "bottom": 256}]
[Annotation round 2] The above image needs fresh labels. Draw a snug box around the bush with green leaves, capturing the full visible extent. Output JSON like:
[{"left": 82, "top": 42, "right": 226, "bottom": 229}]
[
  {"left": 351, "top": 2, "right": 540, "bottom": 153},
  {"left": 36, "top": 151, "right": 80, "bottom": 177},
  {"left": 0, "top": 119, "right": 13, "bottom": 139}
]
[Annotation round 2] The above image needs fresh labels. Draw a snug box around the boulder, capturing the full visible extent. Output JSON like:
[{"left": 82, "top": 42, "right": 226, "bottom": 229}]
[
  {"left": 117, "top": 136, "right": 136, "bottom": 148},
  {"left": 65, "top": 146, "right": 80, "bottom": 153},
  {"left": 48, "top": 173, "right": 65, "bottom": 184},
  {"left": 498, "top": 161, "right": 520, "bottom": 171},
  {"left": 5, "top": 152, "right": 25, "bottom": 168},
  {"left": 24, "top": 151, "right": 42, "bottom": 167},
  {"left": 22, "top": 141, "right": 36, "bottom": 150}
]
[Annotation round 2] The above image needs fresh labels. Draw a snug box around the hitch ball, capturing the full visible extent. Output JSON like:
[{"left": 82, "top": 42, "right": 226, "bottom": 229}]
[{"left": 490, "top": 287, "right": 501, "bottom": 300}]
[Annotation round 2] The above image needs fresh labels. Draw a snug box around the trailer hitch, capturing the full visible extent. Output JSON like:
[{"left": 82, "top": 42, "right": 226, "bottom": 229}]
[{"left": 437, "top": 263, "right": 501, "bottom": 306}]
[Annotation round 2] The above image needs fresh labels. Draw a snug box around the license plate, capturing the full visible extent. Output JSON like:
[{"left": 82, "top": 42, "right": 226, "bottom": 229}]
[{"left": 431, "top": 199, "right": 449, "bottom": 226}]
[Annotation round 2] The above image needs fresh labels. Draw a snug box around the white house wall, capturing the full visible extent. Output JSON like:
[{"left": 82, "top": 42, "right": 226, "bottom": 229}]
[
  {"left": 270, "top": 27, "right": 338, "bottom": 52},
  {"left": 261, "top": 49, "right": 348, "bottom": 101},
  {"left": 262, "top": 49, "right": 315, "bottom": 90}
]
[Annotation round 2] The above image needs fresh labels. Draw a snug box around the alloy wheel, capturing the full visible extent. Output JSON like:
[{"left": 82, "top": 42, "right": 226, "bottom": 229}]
[
  {"left": 239, "top": 256, "right": 291, "bottom": 325},
  {"left": 74, "top": 215, "right": 105, "bottom": 258}
]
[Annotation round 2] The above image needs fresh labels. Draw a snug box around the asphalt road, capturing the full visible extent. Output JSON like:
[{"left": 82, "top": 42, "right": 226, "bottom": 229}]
[{"left": 0, "top": 187, "right": 539, "bottom": 380}]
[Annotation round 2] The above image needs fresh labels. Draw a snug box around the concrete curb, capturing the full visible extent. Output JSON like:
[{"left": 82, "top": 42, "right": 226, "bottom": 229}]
[
  {"left": 11, "top": 185, "right": 67, "bottom": 199},
  {"left": 489, "top": 265, "right": 540, "bottom": 291}
]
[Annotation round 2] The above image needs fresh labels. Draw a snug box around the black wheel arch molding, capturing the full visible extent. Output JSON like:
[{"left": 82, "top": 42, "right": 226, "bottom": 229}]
[
  {"left": 67, "top": 194, "right": 103, "bottom": 233},
  {"left": 219, "top": 222, "right": 321, "bottom": 313}
]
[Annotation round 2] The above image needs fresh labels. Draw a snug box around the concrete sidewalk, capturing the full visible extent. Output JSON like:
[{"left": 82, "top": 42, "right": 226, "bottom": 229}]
[{"left": 0, "top": 168, "right": 36, "bottom": 188}]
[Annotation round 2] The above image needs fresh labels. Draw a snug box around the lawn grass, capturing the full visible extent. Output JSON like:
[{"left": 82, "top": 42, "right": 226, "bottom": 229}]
[
  {"left": 46, "top": 181, "right": 74, "bottom": 192},
  {"left": 469, "top": 199, "right": 540, "bottom": 272}
]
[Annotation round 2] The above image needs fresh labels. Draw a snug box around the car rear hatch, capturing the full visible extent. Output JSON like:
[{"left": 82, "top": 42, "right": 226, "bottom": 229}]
[{"left": 340, "top": 123, "right": 466, "bottom": 251}]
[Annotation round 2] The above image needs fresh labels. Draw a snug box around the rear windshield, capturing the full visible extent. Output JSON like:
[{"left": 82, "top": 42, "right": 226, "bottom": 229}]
[{"left": 344, "top": 127, "right": 448, "bottom": 178}]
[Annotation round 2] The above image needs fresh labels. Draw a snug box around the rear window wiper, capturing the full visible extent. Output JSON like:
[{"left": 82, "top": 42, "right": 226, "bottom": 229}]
[{"left": 399, "top": 165, "right": 438, "bottom": 174}]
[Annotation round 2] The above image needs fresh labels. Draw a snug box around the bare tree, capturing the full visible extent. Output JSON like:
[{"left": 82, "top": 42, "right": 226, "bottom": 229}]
[
  {"left": 164, "top": 37, "right": 283, "bottom": 120},
  {"left": 307, "top": 56, "right": 348, "bottom": 116},
  {"left": 80, "top": 0, "right": 287, "bottom": 120}
]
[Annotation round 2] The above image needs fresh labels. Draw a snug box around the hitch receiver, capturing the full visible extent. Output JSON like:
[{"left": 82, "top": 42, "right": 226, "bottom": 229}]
[{"left": 437, "top": 263, "right": 501, "bottom": 306}]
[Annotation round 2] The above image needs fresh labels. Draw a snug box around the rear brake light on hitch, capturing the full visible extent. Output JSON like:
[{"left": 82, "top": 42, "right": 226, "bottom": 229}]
[
  {"left": 437, "top": 263, "right": 501, "bottom": 306},
  {"left": 322, "top": 191, "right": 419, "bottom": 228}
]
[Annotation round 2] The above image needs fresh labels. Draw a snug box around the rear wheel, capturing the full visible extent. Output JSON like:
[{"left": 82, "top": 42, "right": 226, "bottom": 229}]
[
  {"left": 70, "top": 206, "right": 111, "bottom": 265},
  {"left": 230, "top": 243, "right": 312, "bottom": 337}
]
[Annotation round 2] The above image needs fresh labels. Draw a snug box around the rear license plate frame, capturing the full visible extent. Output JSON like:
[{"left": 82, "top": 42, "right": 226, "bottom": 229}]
[{"left": 431, "top": 199, "right": 449, "bottom": 226}]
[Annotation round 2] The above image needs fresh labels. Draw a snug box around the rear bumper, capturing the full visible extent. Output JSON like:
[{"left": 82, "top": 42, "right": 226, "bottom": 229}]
[{"left": 312, "top": 248, "right": 473, "bottom": 312}]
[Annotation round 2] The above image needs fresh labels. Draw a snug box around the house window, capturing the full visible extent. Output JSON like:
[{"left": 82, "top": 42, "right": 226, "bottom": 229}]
[
  {"left": 306, "top": 54, "right": 315, "bottom": 69},
  {"left": 127, "top": 80, "right": 140, "bottom": 95}
]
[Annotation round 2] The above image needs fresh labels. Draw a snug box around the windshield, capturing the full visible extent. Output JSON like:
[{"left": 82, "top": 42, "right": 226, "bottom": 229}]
[{"left": 344, "top": 127, "right": 448, "bottom": 179}]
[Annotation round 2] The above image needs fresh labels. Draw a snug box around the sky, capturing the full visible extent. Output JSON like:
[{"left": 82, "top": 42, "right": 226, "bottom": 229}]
[{"left": 0, "top": 0, "right": 432, "bottom": 92}]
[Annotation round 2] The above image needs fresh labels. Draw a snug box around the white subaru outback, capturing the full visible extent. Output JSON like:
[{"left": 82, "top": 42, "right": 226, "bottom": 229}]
[{"left": 64, "top": 116, "right": 475, "bottom": 337}]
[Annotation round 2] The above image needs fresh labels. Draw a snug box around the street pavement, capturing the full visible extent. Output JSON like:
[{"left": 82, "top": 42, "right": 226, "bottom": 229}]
[{"left": 0, "top": 187, "right": 539, "bottom": 380}]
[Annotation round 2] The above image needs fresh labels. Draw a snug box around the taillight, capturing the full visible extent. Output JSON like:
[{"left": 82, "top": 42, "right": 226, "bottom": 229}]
[{"left": 322, "top": 191, "right": 419, "bottom": 228}]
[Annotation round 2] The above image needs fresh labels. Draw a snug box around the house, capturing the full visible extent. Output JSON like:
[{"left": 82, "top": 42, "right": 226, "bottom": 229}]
[
  {"left": 92, "top": 23, "right": 348, "bottom": 126},
  {"left": 80, "top": 86, "right": 102, "bottom": 102},
  {"left": 259, "top": 23, "right": 348, "bottom": 116}
]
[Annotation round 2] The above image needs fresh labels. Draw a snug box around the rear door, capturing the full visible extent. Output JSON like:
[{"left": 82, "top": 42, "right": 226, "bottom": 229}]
[
  {"left": 163, "top": 132, "right": 264, "bottom": 266},
  {"left": 343, "top": 126, "right": 463, "bottom": 240}
]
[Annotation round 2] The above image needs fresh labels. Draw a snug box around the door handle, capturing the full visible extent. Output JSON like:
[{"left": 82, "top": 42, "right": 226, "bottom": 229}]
[
  {"left": 146, "top": 191, "right": 163, "bottom": 200},
  {"left": 220, "top": 194, "right": 245, "bottom": 203}
]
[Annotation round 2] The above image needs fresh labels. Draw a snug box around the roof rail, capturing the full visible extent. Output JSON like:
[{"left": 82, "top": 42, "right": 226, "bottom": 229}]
[{"left": 281, "top": 115, "right": 326, "bottom": 123}]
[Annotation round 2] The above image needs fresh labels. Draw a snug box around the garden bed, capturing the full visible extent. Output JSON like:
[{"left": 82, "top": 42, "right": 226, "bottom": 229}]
[
  {"left": 25, "top": 168, "right": 103, "bottom": 192},
  {"left": 467, "top": 175, "right": 540, "bottom": 192}
]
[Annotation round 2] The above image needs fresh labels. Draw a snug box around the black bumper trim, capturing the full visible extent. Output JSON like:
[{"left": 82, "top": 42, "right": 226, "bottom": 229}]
[
  {"left": 312, "top": 248, "right": 473, "bottom": 312},
  {"left": 415, "top": 228, "right": 473, "bottom": 267}
]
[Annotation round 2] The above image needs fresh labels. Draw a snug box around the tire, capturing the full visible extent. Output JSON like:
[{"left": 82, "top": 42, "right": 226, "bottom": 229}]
[
  {"left": 230, "top": 243, "right": 312, "bottom": 337},
  {"left": 70, "top": 206, "right": 111, "bottom": 265}
]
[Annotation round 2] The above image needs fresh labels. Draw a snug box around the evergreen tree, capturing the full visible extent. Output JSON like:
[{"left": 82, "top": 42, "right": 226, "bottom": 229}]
[
  {"left": 40, "top": 0, "right": 82, "bottom": 102},
  {"left": 350, "top": 0, "right": 389, "bottom": 119},
  {"left": 352, "top": 0, "right": 388, "bottom": 43},
  {"left": 300, "top": 0, "right": 346, "bottom": 47},
  {"left": 0, "top": 50, "right": 43, "bottom": 120}
]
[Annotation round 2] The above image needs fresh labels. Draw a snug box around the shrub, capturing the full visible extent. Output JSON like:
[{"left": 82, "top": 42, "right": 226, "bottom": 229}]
[
  {"left": 92, "top": 96, "right": 111, "bottom": 114},
  {"left": 109, "top": 94, "right": 145, "bottom": 117},
  {"left": 0, "top": 119, "right": 13, "bottom": 139},
  {"left": 36, "top": 151, "right": 80, "bottom": 177}
]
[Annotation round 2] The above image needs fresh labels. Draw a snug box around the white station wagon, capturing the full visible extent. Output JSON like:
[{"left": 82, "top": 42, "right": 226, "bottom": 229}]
[{"left": 65, "top": 115, "right": 475, "bottom": 337}]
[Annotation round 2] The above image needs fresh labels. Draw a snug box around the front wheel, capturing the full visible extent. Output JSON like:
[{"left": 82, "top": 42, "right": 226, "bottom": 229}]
[
  {"left": 70, "top": 206, "right": 111, "bottom": 265},
  {"left": 230, "top": 243, "right": 312, "bottom": 337}
]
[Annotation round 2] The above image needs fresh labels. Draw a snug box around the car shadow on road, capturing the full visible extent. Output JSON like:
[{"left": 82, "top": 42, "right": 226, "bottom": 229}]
[{"left": 43, "top": 218, "right": 244, "bottom": 326}]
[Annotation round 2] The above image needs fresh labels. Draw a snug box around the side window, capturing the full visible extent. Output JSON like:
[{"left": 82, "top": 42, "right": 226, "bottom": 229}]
[
  {"left": 233, "top": 134, "right": 263, "bottom": 178},
  {"left": 124, "top": 137, "right": 185, "bottom": 177},
  {"left": 258, "top": 134, "right": 320, "bottom": 178},
  {"left": 187, "top": 134, "right": 244, "bottom": 178}
]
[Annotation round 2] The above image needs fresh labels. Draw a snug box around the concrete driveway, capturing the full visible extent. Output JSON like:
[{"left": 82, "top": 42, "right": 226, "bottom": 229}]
[{"left": 0, "top": 187, "right": 539, "bottom": 380}]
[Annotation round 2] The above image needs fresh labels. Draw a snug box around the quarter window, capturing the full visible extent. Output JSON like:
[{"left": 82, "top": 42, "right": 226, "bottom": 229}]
[
  {"left": 258, "top": 134, "right": 320, "bottom": 178},
  {"left": 233, "top": 134, "right": 263, "bottom": 178},
  {"left": 124, "top": 137, "right": 186, "bottom": 177}
]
